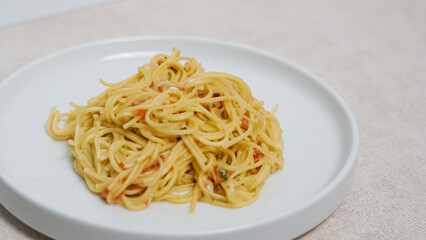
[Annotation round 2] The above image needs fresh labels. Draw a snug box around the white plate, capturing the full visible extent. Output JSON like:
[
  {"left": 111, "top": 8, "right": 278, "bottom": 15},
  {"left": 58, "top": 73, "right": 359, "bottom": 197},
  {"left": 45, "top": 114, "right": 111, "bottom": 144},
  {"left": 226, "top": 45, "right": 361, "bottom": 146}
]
[{"left": 0, "top": 36, "right": 358, "bottom": 240}]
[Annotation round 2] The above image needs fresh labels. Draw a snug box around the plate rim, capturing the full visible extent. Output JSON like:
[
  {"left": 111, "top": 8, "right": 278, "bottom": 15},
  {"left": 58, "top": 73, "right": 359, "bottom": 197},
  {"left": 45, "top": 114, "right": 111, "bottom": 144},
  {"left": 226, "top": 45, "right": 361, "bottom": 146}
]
[{"left": 0, "top": 35, "right": 359, "bottom": 239}]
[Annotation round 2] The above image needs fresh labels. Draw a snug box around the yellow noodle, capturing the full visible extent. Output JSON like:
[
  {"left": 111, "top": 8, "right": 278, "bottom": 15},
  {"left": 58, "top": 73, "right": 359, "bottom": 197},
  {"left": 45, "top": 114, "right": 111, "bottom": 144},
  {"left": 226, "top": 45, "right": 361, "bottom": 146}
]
[{"left": 46, "top": 48, "right": 284, "bottom": 212}]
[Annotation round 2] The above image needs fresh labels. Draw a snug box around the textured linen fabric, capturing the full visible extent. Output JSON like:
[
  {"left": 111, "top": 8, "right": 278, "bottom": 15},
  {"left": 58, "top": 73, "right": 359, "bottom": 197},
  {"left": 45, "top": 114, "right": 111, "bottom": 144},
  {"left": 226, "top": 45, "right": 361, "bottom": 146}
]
[{"left": 0, "top": 0, "right": 425, "bottom": 239}]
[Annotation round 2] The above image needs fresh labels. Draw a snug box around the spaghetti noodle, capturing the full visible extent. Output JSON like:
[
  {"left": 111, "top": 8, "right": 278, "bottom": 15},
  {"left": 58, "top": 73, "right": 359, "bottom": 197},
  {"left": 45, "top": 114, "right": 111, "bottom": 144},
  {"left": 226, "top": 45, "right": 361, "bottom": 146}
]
[{"left": 46, "top": 48, "right": 284, "bottom": 213}]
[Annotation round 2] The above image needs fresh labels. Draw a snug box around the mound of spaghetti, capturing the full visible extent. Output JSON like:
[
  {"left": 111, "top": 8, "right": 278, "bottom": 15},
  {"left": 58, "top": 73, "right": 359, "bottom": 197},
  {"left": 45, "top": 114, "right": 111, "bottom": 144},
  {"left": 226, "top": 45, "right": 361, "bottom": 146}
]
[{"left": 46, "top": 48, "right": 284, "bottom": 213}]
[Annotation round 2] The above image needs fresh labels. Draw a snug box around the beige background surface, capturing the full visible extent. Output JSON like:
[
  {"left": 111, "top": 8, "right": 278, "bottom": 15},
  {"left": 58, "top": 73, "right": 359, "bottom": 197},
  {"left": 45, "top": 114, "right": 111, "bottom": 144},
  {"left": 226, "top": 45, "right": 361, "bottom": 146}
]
[{"left": 1, "top": 0, "right": 425, "bottom": 239}]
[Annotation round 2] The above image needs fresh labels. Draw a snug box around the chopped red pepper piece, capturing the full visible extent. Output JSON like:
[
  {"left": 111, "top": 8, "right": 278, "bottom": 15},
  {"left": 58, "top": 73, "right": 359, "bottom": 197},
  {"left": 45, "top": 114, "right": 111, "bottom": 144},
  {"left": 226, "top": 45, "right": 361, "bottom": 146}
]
[
  {"left": 118, "top": 162, "right": 125, "bottom": 169},
  {"left": 101, "top": 189, "right": 110, "bottom": 199},
  {"left": 217, "top": 188, "right": 226, "bottom": 196},
  {"left": 241, "top": 118, "right": 249, "bottom": 129},
  {"left": 142, "top": 160, "right": 160, "bottom": 173},
  {"left": 122, "top": 175, "right": 128, "bottom": 182},
  {"left": 151, "top": 159, "right": 160, "bottom": 168},
  {"left": 213, "top": 166, "right": 224, "bottom": 183},
  {"left": 133, "top": 109, "right": 147, "bottom": 116},
  {"left": 253, "top": 148, "right": 264, "bottom": 163}
]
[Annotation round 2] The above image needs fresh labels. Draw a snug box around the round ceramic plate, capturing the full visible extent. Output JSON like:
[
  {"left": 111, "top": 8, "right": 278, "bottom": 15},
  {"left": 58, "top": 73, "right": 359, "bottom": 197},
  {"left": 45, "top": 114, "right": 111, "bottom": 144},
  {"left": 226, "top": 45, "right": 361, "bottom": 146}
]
[{"left": 0, "top": 36, "right": 358, "bottom": 240}]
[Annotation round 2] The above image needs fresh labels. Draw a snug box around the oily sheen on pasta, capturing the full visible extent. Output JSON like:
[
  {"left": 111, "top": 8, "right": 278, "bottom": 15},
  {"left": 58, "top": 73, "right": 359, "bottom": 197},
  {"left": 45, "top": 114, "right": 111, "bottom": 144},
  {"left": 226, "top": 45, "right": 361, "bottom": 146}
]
[{"left": 46, "top": 48, "right": 284, "bottom": 213}]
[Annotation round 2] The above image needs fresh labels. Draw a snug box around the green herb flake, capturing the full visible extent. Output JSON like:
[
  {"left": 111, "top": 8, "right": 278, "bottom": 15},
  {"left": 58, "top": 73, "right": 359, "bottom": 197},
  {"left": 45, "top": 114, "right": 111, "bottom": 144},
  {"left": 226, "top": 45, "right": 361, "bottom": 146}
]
[
  {"left": 183, "top": 67, "right": 187, "bottom": 72},
  {"left": 218, "top": 168, "right": 227, "bottom": 181},
  {"left": 180, "top": 127, "right": 187, "bottom": 130}
]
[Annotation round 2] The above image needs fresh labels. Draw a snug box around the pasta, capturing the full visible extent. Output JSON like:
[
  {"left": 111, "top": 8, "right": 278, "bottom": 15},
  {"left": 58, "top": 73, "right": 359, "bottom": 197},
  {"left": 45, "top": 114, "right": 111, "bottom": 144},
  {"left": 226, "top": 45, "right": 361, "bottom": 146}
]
[{"left": 46, "top": 48, "right": 284, "bottom": 213}]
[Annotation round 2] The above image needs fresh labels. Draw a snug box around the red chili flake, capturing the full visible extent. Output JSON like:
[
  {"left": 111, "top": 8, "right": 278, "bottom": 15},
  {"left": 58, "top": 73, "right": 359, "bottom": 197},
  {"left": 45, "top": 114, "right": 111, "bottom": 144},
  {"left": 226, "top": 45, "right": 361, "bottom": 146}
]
[
  {"left": 241, "top": 118, "right": 249, "bottom": 129},
  {"left": 178, "top": 87, "right": 186, "bottom": 91},
  {"left": 118, "top": 162, "right": 125, "bottom": 169},
  {"left": 152, "top": 159, "right": 160, "bottom": 168},
  {"left": 160, "top": 154, "right": 166, "bottom": 161},
  {"left": 142, "top": 160, "right": 160, "bottom": 173},
  {"left": 217, "top": 188, "right": 226, "bottom": 196},
  {"left": 100, "top": 189, "right": 110, "bottom": 199},
  {"left": 253, "top": 148, "right": 264, "bottom": 163},
  {"left": 122, "top": 175, "right": 128, "bottom": 182},
  {"left": 133, "top": 109, "right": 147, "bottom": 116},
  {"left": 157, "top": 59, "right": 163, "bottom": 65},
  {"left": 144, "top": 199, "right": 150, "bottom": 205},
  {"left": 158, "top": 86, "right": 164, "bottom": 92}
]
